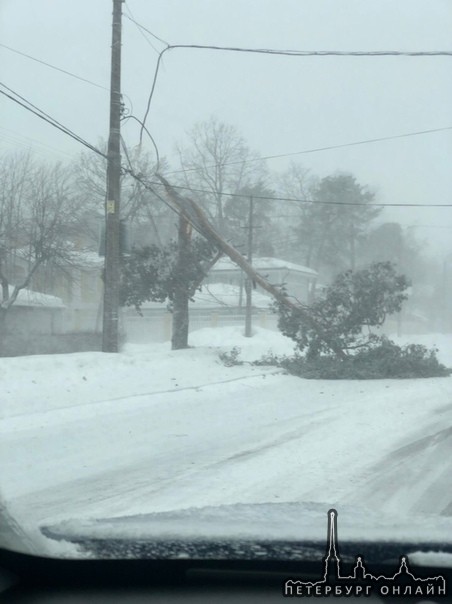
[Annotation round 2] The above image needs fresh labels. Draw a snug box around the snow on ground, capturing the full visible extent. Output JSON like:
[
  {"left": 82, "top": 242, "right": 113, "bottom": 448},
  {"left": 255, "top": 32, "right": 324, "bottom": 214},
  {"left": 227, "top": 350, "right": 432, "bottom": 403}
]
[
  {"left": 1, "top": 328, "right": 452, "bottom": 558},
  {"left": 0, "top": 326, "right": 292, "bottom": 422}
]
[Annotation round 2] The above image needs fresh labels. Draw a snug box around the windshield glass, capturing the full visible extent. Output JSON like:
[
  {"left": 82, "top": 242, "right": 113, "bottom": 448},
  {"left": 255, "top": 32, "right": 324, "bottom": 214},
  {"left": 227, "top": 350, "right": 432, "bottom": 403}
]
[{"left": 1, "top": 0, "right": 452, "bottom": 565}]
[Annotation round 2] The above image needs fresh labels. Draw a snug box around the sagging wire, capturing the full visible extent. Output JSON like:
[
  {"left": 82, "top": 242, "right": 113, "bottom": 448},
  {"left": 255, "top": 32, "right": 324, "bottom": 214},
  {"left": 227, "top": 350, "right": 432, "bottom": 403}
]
[
  {"left": 139, "top": 42, "right": 452, "bottom": 146},
  {"left": 121, "top": 114, "right": 160, "bottom": 172}
]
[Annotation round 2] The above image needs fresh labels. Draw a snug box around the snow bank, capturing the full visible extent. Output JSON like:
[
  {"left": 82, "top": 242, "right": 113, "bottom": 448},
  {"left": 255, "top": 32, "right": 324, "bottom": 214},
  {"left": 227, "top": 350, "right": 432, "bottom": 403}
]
[{"left": 0, "top": 327, "right": 292, "bottom": 420}]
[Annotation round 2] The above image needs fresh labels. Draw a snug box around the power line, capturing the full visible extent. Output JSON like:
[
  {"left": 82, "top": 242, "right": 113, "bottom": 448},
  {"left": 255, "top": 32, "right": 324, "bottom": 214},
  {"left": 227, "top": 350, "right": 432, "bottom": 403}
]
[
  {"left": 124, "top": 10, "right": 160, "bottom": 56},
  {"left": 0, "top": 83, "right": 201, "bottom": 232},
  {"left": 0, "top": 42, "right": 134, "bottom": 115},
  {"left": 121, "top": 114, "right": 160, "bottom": 171},
  {"left": 123, "top": 10, "right": 170, "bottom": 47},
  {"left": 4, "top": 29, "right": 450, "bottom": 174},
  {"left": 0, "top": 125, "right": 75, "bottom": 159},
  {"left": 2, "top": 83, "right": 451, "bottom": 210},
  {"left": 167, "top": 126, "right": 452, "bottom": 175},
  {"left": 0, "top": 42, "right": 109, "bottom": 91},
  {"left": 139, "top": 42, "right": 452, "bottom": 144},
  {"left": 0, "top": 83, "right": 108, "bottom": 160},
  {"left": 144, "top": 179, "right": 452, "bottom": 208},
  {"left": 406, "top": 224, "right": 452, "bottom": 230},
  {"left": 163, "top": 45, "right": 452, "bottom": 58}
]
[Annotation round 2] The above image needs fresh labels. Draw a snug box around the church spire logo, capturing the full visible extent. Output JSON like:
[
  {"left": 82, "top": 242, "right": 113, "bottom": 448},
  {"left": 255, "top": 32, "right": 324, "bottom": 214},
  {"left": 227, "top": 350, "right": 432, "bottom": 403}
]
[{"left": 283, "top": 509, "right": 447, "bottom": 598}]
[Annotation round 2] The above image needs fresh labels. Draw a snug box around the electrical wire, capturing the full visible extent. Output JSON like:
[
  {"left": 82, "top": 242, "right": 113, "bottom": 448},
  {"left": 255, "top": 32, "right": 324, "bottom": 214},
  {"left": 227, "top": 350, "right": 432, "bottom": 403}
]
[
  {"left": 0, "top": 42, "right": 135, "bottom": 116},
  {"left": 0, "top": 125, "right": 75, "bottom": 159},
  {"left": 143, "top": 179, "right": 452, "bottom": 208},
  {"left": 0, "top": 42, "right": 109, "bottom": 91},
  {"left": 139, "top": 42, "right": 452, "bottom": 144},
  {"left": 12, "top": 79, "right": 448, "bottom": 285},
  {"left": 123, "top": 11, "right": 170, "bottom": 47},
  {"left": 125, "top": 170, "right": 208, "bottom": 237},
  {"left": 4, "top": 24, "right": 451, "bottom": 179},
  {"left": 120, "top": 135, "right": 134, "bottom": 172},
  {"left": 121, "top": 114, "right": 160, "bottom": 171},
  {"left": 2, "top": 82, "right": 451, "bottom": 209},
  {"left": 123, "top": 5, "right": 168, "bottom": 54},
  {"left": 166, "top": 126, "right": 452, "bottom": 175},
  {"left": 0, "top": 83, "right": 108, "bottom": 160},
  {"left": 160, "top": 44, "right": 452, "bottom": 58},
  {"left": 117, "top": 138, "right": 204, "bottom": 234},
  {"left": 0, "top": 82, "right": 199, "bottom": 232},
  {"left": 3, "top": 82, "right": 450, "bottom": 298}
]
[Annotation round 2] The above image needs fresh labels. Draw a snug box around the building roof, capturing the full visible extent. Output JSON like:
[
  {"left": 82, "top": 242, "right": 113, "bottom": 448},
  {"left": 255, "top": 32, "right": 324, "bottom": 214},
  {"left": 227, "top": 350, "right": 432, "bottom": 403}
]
[
  {"left": 14, "top": 289, "right": 65, "bottom": 308},
  {"left": 210, "top": 256, "right": 318, "bottom": 277},
  {"left": 13, "top": 247, "right": 103, "bottom": 269}
]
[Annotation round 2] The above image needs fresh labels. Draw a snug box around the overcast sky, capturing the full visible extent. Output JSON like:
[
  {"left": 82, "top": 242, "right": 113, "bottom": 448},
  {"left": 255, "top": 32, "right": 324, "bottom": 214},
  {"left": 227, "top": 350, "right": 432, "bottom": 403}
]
[{"left": 1, "top": 0, "right": 452, "bottom": 256}]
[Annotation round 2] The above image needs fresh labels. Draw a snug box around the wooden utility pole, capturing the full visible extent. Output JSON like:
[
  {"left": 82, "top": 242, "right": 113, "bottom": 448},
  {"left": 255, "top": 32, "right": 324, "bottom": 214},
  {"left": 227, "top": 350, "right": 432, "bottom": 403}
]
[
  {"left": 102, "top": 0, "right": 123, "bottom": 352},
  {"left": 244, "top": 196, "right": 253, "bottom": 337}
]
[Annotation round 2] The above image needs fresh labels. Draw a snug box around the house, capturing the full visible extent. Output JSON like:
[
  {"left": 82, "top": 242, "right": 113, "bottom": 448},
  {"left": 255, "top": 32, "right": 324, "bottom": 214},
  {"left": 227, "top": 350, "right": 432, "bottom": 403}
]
[
  {"left": 123, "top": 261, "right": 318, "bottom": 345},
  {"left": 1, "top": 289, "right": 65, "bottom": 335},
  {"left": 6, "top": 249, "right": 104, "bottom": 333},
  {"left": 206, "top": 256, "right": 318, "bottom": 304}
]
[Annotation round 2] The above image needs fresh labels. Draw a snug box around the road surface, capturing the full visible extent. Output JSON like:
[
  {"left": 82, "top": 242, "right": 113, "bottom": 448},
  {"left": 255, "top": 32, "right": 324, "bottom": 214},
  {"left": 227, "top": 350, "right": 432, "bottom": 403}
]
[{"left": 1, "top": 372, "right": 452, "bottom": 555}]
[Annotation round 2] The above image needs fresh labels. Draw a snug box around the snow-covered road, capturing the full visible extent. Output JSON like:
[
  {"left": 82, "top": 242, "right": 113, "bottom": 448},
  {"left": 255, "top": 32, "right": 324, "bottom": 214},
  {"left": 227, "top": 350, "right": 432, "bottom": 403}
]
[{"left": 1, "top": 328, "right": 452, "bottom": 556}]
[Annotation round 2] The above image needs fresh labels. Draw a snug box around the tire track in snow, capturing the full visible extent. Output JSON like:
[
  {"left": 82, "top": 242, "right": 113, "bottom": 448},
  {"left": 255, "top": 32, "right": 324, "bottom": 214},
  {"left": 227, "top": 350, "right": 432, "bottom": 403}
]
[
  {"left": 0, "top": 370, "right": 285, "bottom": 429},
  {"left": 343, "top": 426, "right": 452, "bottom": 516},
  {"left": 7, "top": 406, "right": 335, "bottom": 528}
]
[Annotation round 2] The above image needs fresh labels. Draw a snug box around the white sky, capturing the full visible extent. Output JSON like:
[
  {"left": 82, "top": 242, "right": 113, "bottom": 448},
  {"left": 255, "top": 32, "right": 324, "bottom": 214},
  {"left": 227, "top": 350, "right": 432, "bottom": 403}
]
[{"left": 1, "top": 0, "right": 452, "bottom": 254}]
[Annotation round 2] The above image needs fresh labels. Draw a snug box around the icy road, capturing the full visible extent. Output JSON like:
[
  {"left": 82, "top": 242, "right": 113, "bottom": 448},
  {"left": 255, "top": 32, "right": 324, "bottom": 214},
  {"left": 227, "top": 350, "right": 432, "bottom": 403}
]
[{"left": 1, "top": 327, "right": 452, "bottom": 556}]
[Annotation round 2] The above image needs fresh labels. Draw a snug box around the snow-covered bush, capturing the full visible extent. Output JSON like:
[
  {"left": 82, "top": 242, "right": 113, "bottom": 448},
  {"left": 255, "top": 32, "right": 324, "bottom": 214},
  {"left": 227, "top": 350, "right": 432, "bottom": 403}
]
[
  {"left": 275, "top": 262, "right": 410, "bottom": 359},
  {"left": 270, "top": 263, "right": 450, "bottom": 378},
  {"left": 254, "top": 337, "right": 450, "bottom": 379}
]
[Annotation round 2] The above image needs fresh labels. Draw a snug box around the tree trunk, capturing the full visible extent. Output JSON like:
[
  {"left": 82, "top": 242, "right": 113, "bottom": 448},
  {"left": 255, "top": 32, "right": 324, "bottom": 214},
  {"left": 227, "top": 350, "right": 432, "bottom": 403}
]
[
  {"left": 0, "top": 256, "right": 9, "bottom": 303},
  {"left": 171, "top": 215, "right": 191, "bottom": 350}
]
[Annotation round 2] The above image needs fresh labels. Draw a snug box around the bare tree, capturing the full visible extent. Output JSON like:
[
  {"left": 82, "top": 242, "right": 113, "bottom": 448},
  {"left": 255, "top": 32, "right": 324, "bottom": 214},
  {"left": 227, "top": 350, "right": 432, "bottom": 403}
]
[
  {"left": 176, "top": 117, "right": 267, "bottom": 236},
  {"left": 74, "top": 144, "right": 173, "bottom": 248},
  {"left": 0, "top": 152, "right": 91, "bottom": 330}
]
